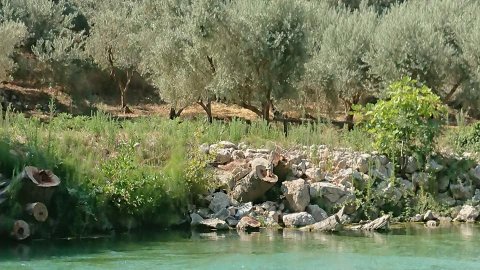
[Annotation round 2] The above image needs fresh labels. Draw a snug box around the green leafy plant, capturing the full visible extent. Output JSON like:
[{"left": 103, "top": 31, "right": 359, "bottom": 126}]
[{"left": 355, "top": 77, "right": 447, "bottom": 168}]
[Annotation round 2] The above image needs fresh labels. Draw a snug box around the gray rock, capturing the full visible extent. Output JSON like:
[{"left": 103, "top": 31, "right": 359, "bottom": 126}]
[
  {"left": 282, "top": 212, "right": 315, "bottom": 227},
  {"left": 214, "top": 208, "right": 230, "bottom": 221},
  {"left": 423, "top": 210, "right": 435, "bottom": 221},
  {"left": 217, "top": 141, "right": 237, "bottom": 149},
  {"left": 454, "top": 205, "right": 479, "bottom": 222},
  {"left": 356, "top": 154, "right": 371, "bottom": 174},
  {"left": 438, "top": 216, "right": 452, "bottom": 223},
  {"left": 405, "top": 156, "right": 418, "bottom": 174},
  {"left": 226, "top": 217, "right": 239, "bottom": 227},
  {"left": 412, "top": 172, "right": 430, "bottom": 190},
  {"left": 472, "top": 189, "right": 480, "bottom": 206},
  {"left": 197, "top": 208, "right": 211, "bottom": 218},
  {"left": 209, "top": 192, "right": 230, "bottom": 213},
  {"left": 260, "top": 201, "right": 277, "bottom": 211},
  {"left": 427, "top": 159, "right": 444, "bottom": 173},
  {"left": 199, "top": 218, "right": 230, "bottom": 230},
  {"left": 214, "top": 148, "right": 233, "bottom": 164},
  {"left": 437, "top": 192, "right": 456, "bottom": 207},
  {"left": 450, "top": 182, "right": 473, "bottom": 200},
  {"left": 410, "top": 214, "right": 423, "bottom": 222},
  {"left": 190, "top": 213, "right": 204, "bottom": 226},
  {"left": 470, "top": 165, "right": 480, "bottom": 181},
  {"left": 306, "top": 204, "right": 328, "bottom": 222},
  {"left": 235, "top": 202, "right": 253, "bottom": 219},
  {"left": 282, "top": 179, "right": 310, "bottom": 212},
  {"left": 232, "top": 150, "right": 245, "bottom": 160},
  {"left": 309, "top": 182, "right": 349, "bottom": 204},
  {"left": 199, "top": 143, "right": 210, "bottom": 154},
  {"left": 305, "top": 167, "right": 325, "bottom": 182}
]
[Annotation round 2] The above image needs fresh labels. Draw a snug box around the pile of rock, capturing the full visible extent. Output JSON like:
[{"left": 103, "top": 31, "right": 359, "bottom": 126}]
[{"left": 189, "top": 141, "right": 480, "bottom": 232}]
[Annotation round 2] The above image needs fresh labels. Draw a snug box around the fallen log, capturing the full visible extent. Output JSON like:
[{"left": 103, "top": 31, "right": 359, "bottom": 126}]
[
  {"left": 0, "top": 216, "right": 30, "bottom": 240},
  {"left": 351, "top": 215, "right": 390, "bottom": 231},
  {"left": 25, "top": 202, "right": 48, "bottom": 222},
  {"left": 231, "top": 158, "right": 278, "bottom": 202},
  {"left": 300, "top": 214, "right": 342, "bottom": 232}
]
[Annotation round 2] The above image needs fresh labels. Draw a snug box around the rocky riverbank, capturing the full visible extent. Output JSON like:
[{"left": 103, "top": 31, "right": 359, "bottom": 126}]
[{"left": 190, "top": 141, "right": 480, "bottom": 232}]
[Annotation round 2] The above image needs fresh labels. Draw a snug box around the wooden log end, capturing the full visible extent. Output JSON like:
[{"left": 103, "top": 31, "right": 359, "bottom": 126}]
[
  {"left": 26, "top": 202, "right": 48, "bottom": 222},
  {"left": 12, "top": 220, "right": 30, "bottom": 240}
]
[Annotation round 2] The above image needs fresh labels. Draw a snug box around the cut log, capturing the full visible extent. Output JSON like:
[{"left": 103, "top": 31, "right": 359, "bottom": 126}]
[
  {"left": 17, "top": 166, "right": 61, "bottom": 205},
  {"left": 231, "top": 158, "right": 278, "bottom": 202},
  {"left": 25, "top": 202, "right": 48, "bottom": 222},
  {"left": 300, "top": 214, "right": 342, "bottom": 232},
  {"left": 351, "top": 215, "right": 390, "bottom": 231},
  {"left": 0, "top": 217, "right": 30, "bottom": 240}
]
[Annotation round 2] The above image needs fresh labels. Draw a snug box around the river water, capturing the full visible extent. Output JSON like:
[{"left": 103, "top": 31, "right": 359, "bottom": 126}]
[{"left": 1, "top": 223, "right": 479, "bottom": 270}]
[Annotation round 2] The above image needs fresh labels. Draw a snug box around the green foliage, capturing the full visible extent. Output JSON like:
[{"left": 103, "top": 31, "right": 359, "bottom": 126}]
[
  {"left": 0, "top": 20, "right": 27, "bottom": 81},
  {"left": 357, "top": 77, "right": 447, "bottom": 160},
  {"left": 451, "top": 122, "right": 480, "bottom": 153}
]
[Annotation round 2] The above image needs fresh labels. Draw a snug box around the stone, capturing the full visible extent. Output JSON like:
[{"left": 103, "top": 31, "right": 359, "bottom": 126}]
[
  {"left": 450, "top": 182, "right": 473, "bottom": 200},
  {"left": 199, "top": 218, "right": 230, "bottom": 230},
  {"left": 427, "top": 159, "right": 444, "bottom": 173},
  {"left": 282, "top": 212, "right": 315, "bottom": 227},
  {"left": 353, "top": 215, "right": 390, "bottom": 231},
  {"left": 470, "top": 165, "right": 480, "bottom": 181},
  {"left": 236, "top": 216, "right": 261, "bottom": 231},
  {"left": 214, "top": 208, "right": 230, "bottom": 221},
  {"left": 232, "top": 150, "right": 245, "bottom": 160},
  {"left": 356, "top": 154, "right": 371, "bottom": 174},
  {"left": 214, "top": 148, "right": 233, "bottom": 164},
  {"left": 199, "top": 143, "right": 210, "bottom": 154},
  {"left": 438, "top": 175, "right": 450, "bottom": 193},
  {"left": 438, "top": 216, "right": 452, "bottom": 223},
  {"left": 217, "top": 141, "right": 237, "bottom": 149},
  {"left": 235, "top": 202, "right": 253, "bottom": 219},
  {"left": 305, "top": 167, "right": 325, "bottom": 182},
  {"left": 333, "top": 168, "right": 355, "bottom": 186},
  {"left": 454, "top": 205, "right": 480, "bottom": 222},
  {"left": 190, "top": 213, "right": 204, "bottom": 226},
  {"left": 281, "top": 179, "right": 310, "bottom": 212},
  {"left": 209, "top": 192, "right": 230, "bottom": 213},
  {"left": 412, "top": 172, "right": 430, "bottom": 190},
  {"left": 226, "top": 217, "right": 239, "bottom": 227},
  {"left": 405, "top": 156, "right": 419, "bottom": 174},
  {"left": 301, "top": 214, "right": 342, "bottom": 232},
  {"left": 306, "top": 204, "right": 328, "bottom": 222},
  {"left": 472, "top": 189, "right": 480, "bottom": 206},
  {"left": 197, "top": 208, "right": 211, "bottom": 218},
  {"left": 437, "top": 192, "right": 456, "bottom": 207},
  {"left": 260, "top": 201, "right": 277, "bottom": 211},
  {"left": 410, "top": 214, "right": 423, "bottom": 222},
  {"left": 309, "top": 182, "right": 349, "bottom": 204},
  {"left": 425, "top": 220, "right": 438, "bottom": 228},
  {"left": 423, "top": 210, "right": 435, "bottom": 221}
]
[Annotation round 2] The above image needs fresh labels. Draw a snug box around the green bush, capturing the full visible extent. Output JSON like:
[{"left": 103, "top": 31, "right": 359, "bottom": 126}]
[
  {"left": 356, "top": 77, "right": 447, "bottom": 163},
  {"left": 452, "top": 122, "right": 480, "bottom": 153}
]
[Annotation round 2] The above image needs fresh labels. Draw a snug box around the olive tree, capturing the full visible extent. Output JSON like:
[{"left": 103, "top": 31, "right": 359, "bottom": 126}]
[
  {"left": 303, "top": 7, "right": 377, "bottom": 121},
  {"left": 84, "top": 0, "right": 146, "bottom": 110},
  {"left": 366, "top": 0, "right": 470, "bottom": 102},
  {"left": 0, "top": 21, "right": 27, "bottom": 82},
  {"left": 141, "top": 0, "right": 225, "bottom": 122},
  {"left": 211, "top": 0, "right": 309, "bottom": 122}
]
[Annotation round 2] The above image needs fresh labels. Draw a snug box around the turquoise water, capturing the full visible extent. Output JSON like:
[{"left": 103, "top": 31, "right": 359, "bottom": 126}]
[{"left": 1, "top": 224, "right": 479, "bottom": 270}]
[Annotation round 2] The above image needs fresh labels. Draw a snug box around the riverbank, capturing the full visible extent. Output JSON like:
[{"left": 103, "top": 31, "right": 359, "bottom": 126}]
[{"left": 0, "top": 111, "right": 479, "bottom": 240}]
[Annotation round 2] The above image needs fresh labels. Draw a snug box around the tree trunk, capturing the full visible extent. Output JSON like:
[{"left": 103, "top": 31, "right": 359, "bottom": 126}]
[
  {"left": 300, "top": 214, "right": 342, "bottom": 232},
  {"left": 25, "top": 202, "right": 48, "bottom": 222},
  {"left": 0, "top": 217, "right": 30, "bottom": 240},
  {"left": 231, "top": 158, "right": 278, "bottom": 202},
  {"left": 261, "top": 101, "right": 270, "bottom": 123},
  {"left": 169, "top": 107, "right": 185, "bottom": 120},
  {"left": 444, "top": 81, "right": 461, "bottom": 103},
  {"left": 198, "top": 99, "right": 213, "bottom": 123}
]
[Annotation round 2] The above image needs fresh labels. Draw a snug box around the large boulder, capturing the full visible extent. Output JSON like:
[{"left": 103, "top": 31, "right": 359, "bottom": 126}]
[
  {"left": 450, "top": 182, "right": 473, "bottom": 200},
  {"left": 281, "top": 179, "right": 310, "bottom": 212},
  {"left": 231, "top": 158, "right": 278, "bottom": 202},
  {"left": 309, "top": 182, "right": 351, "bottom": 210},
  {"left": 209, "top": 192, "right": 230, "bottom": 213},
  {"left": 282, "top": 212, "right": 315, "bottom": 227},
  {"left": 214, "top": 148, "right": 233, "bottom": 164},
  {"left": 198, "top": 218, "right": 230, "bottom": 230},
  {"left": 306, "top": 204, "right": 328, "bottom": 222},
  {"left": 454, "top": 205, "right": 479, "bottom": 222}
]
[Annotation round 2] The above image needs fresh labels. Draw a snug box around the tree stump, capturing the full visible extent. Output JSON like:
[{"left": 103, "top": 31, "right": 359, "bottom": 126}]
[
  {"left": 25, "top": 202, "right": 48, "bottom": 222},
  {"left": 0, "top": 216, "right": 30, "bottom": 240},
  {"left": 17, "top": 166, "right": 61, "bottom": 205},
  {"left": 231, "top": 158, "right": 278, "bottom": 202}
]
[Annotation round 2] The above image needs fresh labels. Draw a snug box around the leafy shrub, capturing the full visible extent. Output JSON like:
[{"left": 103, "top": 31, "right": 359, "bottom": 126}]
[
  {"left": 356, "top": 77, "right": 447, "bottom": 163},
  {"left": 452, "top": 122, "right": 480, "bottom": 153}
]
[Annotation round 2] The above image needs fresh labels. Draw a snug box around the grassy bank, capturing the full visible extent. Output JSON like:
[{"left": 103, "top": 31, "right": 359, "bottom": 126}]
[{"left": 0, "top": 105, "right": 477, "bottom": 237}]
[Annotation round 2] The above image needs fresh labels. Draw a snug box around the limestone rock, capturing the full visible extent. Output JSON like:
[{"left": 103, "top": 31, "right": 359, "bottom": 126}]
[
  {"left": 214, "top": 148, "right": 233, "bottom": 164},
  {"left": 226, "top": 217, "right": 239, "bottom": 227},
  {"left": 236, "top": 216, "right": 261, "bottom": 231},
  {"left": 209, "top": 192, "right": 230, "bottom": 213},
  {"left": 410, "top": 214, "right": 423, "bottom": 222},
  {"left": 282, "top": 212, "right": 315, "bottom": 227},
  {"left": 217, "top": 141, "right": 237, "bottom": 149},
  {"left": 235, "top": 202, "right": 253, "bottom": 219},
  {"left": 310, "top": 182, "right": 350, "bottom": 204},
  {"left": 405, "top": 156, "right": 419, "bottom": 174},
  {"left": 450, "top": 182, "right": 473, "bottom": 200},
  {"left": 190, "top": 213, "right": 204, "bottom": 226},
  {"left": 352, "top": 215, "right": 390, "bottom": 231},
  {"left": 214, "top": 208, "right": 230, "bottom": 221},
  {"left": 426, "top": 159, "right": 444, "bottom": 173},
  {"left": 423, "top": 210, "right": 435, "bottom": 221},
  {"left": 454, "top": 205, "right": 479, "bottom": 222},
  {"left": 282, "top": 179, "right": 310, "bottom": 212},
  {"left": 300, "top": 214, "right": 342, "bottom": 232},
  {"left": 306, "top": 204, "right": 328, "bottom": 222},
  {"left": 425, "top": 220, "right": 439, "bottom": 228},
  {"left": 199, "top": 218, "right": 230, "bottom": 230}
]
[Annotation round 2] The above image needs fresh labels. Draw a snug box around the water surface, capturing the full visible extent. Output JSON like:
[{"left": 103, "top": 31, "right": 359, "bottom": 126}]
[{"left": 1, "top": 223, "right": 479, "bottom": 270}]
